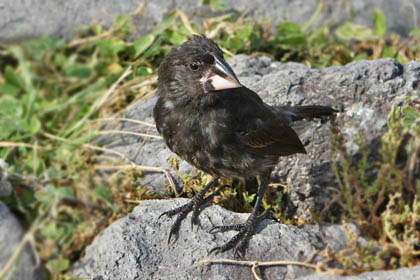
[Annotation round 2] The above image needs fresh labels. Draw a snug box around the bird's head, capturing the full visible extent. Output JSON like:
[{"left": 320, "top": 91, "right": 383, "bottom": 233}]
[{"left": 157, "top": 35, "right": 241, "bottom": 100}]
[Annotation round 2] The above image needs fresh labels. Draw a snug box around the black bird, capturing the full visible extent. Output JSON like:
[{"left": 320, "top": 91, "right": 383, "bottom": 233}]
[{"left": 154, "top": 35, "right": 336, "bottom": 256}]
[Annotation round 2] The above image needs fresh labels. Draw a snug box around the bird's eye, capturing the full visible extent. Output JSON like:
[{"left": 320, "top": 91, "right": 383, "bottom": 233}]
[{"left": 189, "top": 63, "right": 199, "bottom": 71}]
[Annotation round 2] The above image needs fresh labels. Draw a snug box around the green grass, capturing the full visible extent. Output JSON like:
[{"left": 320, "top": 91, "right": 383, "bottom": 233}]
[{"left": 0, "top": 4, "right": 419, "bottom": 279}]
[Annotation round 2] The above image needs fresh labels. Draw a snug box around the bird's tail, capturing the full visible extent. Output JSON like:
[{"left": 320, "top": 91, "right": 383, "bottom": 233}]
[{"left": 273, "top": 105, "right": 338, "bottom": 122}]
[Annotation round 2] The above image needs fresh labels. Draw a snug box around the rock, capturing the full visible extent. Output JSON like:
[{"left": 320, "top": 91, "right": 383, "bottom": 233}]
[
  {"left": 1, "top": 0, "right": 420, "bottom": 43},
  {"left": 0, "top": 0, "right": 141, "bottom": 43},
  {"left": 69, "top": 199, "right": 363, "bottom": 280},
  {"left": 0, "top": 201, "right": 46, "bottom": 280},
  {"left": 297, "top": 265, "right": 420, "bottom": 280},
  {"left": 101, "top": 56, "right": 419, "bottom": 221}
]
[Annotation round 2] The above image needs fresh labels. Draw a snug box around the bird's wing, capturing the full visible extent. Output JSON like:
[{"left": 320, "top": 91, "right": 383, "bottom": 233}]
[
  {"left": 214, "top": 87, "right": 307, "bottom": 156},
  {"left": 241, "top": 116, "right": 307, "bottom": 156}
]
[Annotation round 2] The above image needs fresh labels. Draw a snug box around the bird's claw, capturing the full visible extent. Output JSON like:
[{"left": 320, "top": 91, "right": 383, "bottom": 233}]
[
  {"left": 158, "top": 211, "right": 170, "bottom": 220},
  {"left": 209, "top": 209, "right": 271, "bottom": 256},
  {"left": 159, "top": 178, "right": 223, "bottom": 242},
  {"left": 190, "top": 202, "right": 203, "bottom": 231},
  {"left": 209, "top": 223, "right": 244, "bottom": 234},
  {"left": 158, "top": 202, "right": 192, "bottom": 220},
  {"left": 209, "top": 228, "right": 249, "bottom": 257},
  {"left": 159, "top": 202, "right": 194, "bottom": 244}
]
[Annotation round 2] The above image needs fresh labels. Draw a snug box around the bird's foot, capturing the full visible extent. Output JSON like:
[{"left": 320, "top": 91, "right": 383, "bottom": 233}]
[
  {"left": 159, "top": 180, "right": 227, "bottom": 243},
  {"left": 209, "top": 209, "right": 271, "bottom": 257},
  {"left": 158, "top": 199, "right": 194, "bottom": 244}
]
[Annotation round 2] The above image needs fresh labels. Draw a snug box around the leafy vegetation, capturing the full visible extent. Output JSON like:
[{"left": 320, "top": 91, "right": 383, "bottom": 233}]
[
  {"left": 327, "top": 104, "right": 420, "bottom": 272},
  {"left": 0, "top": 3, "right": 419, "bottom": 279}
]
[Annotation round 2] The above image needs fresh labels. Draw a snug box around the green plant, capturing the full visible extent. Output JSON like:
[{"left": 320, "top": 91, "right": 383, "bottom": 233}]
[{"left": 328, "top": 103, "right": 420, "bottom": 272}]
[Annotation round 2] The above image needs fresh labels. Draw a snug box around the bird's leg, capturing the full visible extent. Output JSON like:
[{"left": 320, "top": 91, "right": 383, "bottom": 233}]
[
  {"left": 159, "top": 177, "right": 219, "bottom": 243},
  {"left": 191, "top": 183, "right": 229, "bottom": 227},
  {"left": 209, "top": 177, "right": 270, "bottom": 257}
]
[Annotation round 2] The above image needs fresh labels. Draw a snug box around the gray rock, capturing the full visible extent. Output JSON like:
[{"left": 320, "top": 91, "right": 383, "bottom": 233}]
[
  {"left": 0, "top": 0, "right": 140, "bottom": 43},
  {"left": 0, "top": 201, "right": 46, "bottom": 280},
  {"left": 101, "top": 55, "right": 419, "bottom": 221},
  {"left": 1, "top": 0, "right": 419, "bottom": 43},
  {"left": 297, "top": 265, "right": 420, "bottom": 280},
  {"left": 69, "top": 199, "right": 363, "bottom": 280}
]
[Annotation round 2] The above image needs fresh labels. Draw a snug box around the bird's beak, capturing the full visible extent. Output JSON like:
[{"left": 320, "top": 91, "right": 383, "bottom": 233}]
[{"left": 206, "top": 53, "right": 241, "bottom": 91}]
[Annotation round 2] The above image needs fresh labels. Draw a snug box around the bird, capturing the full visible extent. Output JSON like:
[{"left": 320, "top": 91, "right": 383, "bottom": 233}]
[{"left": 154, "top": 34, "right": 337, "bottom": 257}]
